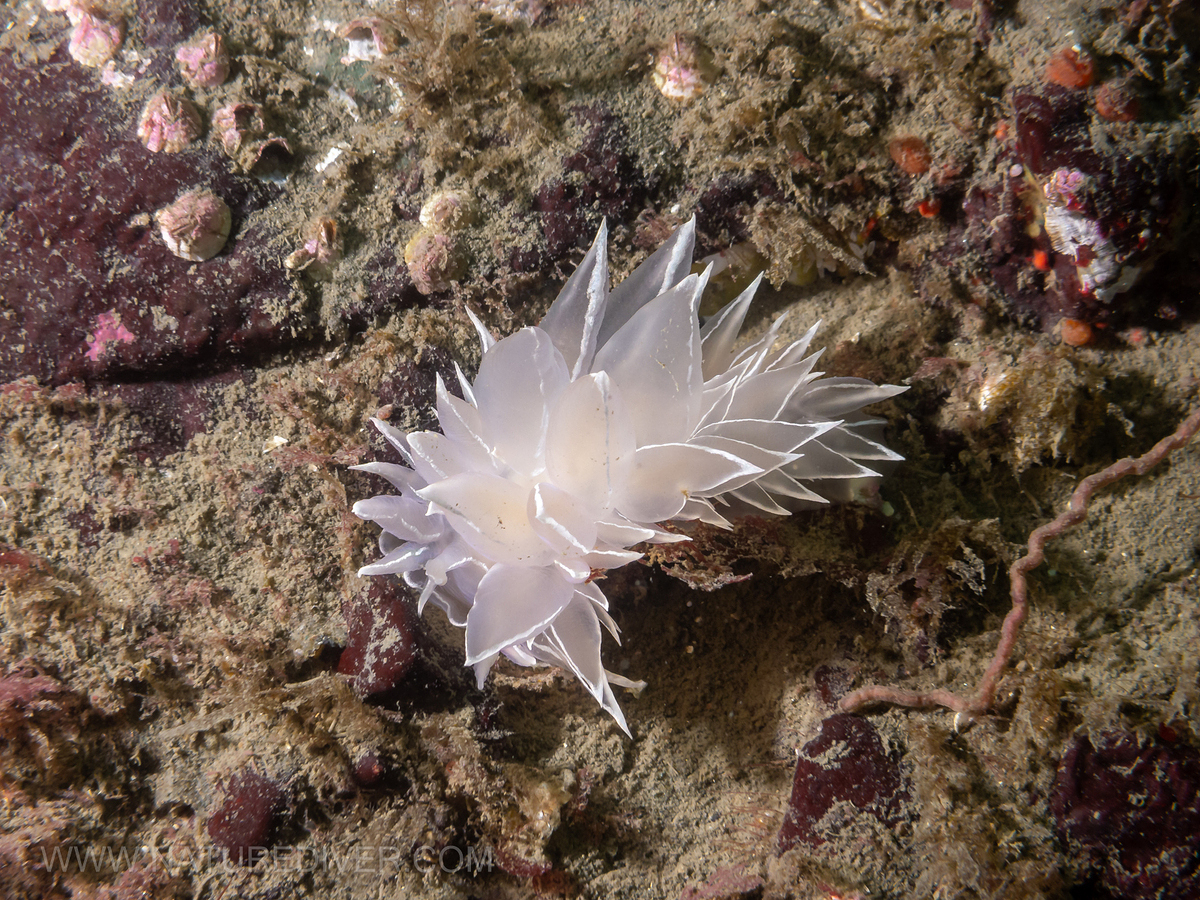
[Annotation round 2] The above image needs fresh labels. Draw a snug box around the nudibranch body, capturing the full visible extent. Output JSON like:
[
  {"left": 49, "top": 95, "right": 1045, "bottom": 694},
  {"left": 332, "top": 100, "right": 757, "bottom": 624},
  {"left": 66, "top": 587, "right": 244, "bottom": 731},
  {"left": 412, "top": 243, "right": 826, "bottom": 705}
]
[{"left": 354, "top": 219, "right": 906, "bottom": 733}]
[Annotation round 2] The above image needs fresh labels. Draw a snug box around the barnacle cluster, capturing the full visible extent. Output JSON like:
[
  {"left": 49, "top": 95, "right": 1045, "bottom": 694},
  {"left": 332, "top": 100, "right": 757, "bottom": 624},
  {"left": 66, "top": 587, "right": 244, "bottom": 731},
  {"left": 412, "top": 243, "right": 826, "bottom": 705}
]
[
  {"left": 403, "top": 191, "right": 475, "bottom": 295},
  {"left": 354, "top": 221, "right": 905, "bottom": 731}
]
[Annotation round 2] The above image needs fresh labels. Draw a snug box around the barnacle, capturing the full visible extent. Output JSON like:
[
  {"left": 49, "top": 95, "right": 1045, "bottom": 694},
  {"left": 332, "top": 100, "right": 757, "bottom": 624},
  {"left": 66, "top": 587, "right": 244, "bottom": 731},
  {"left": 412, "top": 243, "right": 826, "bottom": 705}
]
[
  {"left": 175, "top": 31, "right": 230, "bottom": 89},
  {"left": 652, "top": 34, "right": 718, "bottom": 102},
  {"left": 137, "top": 90, "right": 203, "bottom": 154},
  {"left": 155, "top": 189, "right": 231, "bottom": 262},
  {"left": 353, "top": 220, "right": 905, "bottom": 732},
  {"left": 66, "top": 4, "right": 125, "bottom": 68}
]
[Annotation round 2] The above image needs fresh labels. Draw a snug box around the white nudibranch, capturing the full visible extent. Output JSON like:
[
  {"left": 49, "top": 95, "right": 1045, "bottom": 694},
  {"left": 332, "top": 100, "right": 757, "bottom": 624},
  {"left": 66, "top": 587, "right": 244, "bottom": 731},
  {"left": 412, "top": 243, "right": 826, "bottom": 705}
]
[{"left": 352, "top": 219, "right": 906, "bottom": 734}]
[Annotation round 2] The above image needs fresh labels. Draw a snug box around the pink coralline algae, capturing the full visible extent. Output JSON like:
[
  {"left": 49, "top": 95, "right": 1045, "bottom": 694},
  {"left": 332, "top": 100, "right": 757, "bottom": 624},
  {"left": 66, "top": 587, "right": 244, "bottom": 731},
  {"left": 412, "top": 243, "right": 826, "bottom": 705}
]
[
  {"left": 1041, "top": 167, "right": 1138, "bottom": 303},
  {"left": 85, "top": 311, "right": 135, "bottom": 362},
  {"left": 529, "top": 106, "right": 649, "bottom": 267}
]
